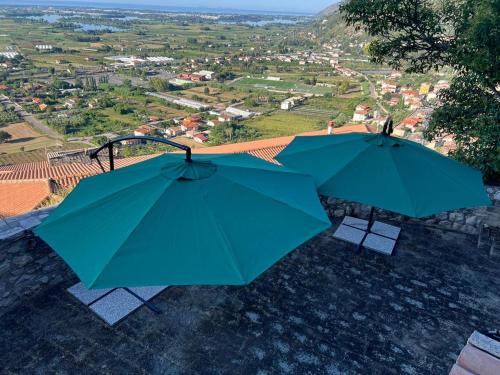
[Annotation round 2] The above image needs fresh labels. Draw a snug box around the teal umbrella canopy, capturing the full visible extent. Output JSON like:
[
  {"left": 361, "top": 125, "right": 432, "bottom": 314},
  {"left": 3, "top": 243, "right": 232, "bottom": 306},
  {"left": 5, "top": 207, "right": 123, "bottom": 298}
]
[
  {"left": 276, "top": 133, "right": 491, "bottom": 218},
  {"left": 35, "top": 153, "right": 330, "bottom": 289}
]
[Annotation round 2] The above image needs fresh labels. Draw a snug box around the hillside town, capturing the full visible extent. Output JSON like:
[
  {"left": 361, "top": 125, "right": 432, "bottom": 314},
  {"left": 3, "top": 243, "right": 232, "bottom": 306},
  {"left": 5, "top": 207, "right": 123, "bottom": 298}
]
[{"left": 0, "top": 2, "right": 499, "bottom": 375}]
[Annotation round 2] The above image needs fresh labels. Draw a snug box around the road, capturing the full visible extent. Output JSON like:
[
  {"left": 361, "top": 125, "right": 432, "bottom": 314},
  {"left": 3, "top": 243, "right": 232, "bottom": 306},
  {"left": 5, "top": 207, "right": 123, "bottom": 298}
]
[
  {"left": 1, "top": 96, "right": 119, "bottom": 147},
  {"left": 10, "top": 100, "right": 64, "bottom": 140},
  {"left": 1, "top": 96, "right": 98, "bottom": 146},
  {"left": 359, "top": 72, "right": 389, "bottom": 114}
]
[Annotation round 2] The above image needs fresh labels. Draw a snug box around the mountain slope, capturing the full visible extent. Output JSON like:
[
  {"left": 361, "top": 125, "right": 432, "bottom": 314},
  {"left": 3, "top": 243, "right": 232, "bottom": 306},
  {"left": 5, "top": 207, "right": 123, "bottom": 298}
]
[{"left": 314, "top": 2, "right": 369, "bottom": 44}]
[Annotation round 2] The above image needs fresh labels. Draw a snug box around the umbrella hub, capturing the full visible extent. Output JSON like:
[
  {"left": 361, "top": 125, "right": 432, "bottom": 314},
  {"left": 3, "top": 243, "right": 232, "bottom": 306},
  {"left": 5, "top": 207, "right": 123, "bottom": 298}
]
[
  {"left": 366, "top": 134, "right": 401, "bottom": 147},
  {"left": 163, "top": 160, "right": 217, "bottom": 180}
]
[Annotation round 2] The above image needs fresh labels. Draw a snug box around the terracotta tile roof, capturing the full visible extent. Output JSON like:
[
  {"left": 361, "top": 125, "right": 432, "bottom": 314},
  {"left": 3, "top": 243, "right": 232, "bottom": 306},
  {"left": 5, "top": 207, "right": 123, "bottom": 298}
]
[
  {"left": 402, "top": 117, "right": 422, "bottom": 127},
  {"left": 0, "top": 155, "right": 158, "bottom": 184},
  {"left": 0, "top": 179, "right": 52, "bottom": 217},
  {"left": 0, "top": 124, "right": 373, "bottom": 216},
  {"left": 134, "top": 125, "right": 153, "bottom": 135},
  {"left": 193, "top": 125, "right": 373, "bottom": 163},
  {"left": 401, "top": 89, "right": 419, "bottom": 96}
]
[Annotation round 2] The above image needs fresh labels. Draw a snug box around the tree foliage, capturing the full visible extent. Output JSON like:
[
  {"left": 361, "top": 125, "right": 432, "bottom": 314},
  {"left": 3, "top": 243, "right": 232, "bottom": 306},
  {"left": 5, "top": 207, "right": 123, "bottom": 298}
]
[
  {"left": 209, "top": 123, "right": 260, "bottom": 145},
  {"left": 0, "top": 109, "right": 19, "bottom": 126},
  {"left": 0, "top": 130, "right": 12, "bottom": 143},
  {"left": 340, "top": 0, "right": 500, "bottom": 180}
]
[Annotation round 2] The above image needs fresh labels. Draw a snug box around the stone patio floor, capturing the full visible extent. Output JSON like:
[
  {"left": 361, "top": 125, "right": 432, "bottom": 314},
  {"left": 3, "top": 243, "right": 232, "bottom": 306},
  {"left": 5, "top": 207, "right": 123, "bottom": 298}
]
[{"left": 1, "top": 221, "right": 499, "bottom": 374}]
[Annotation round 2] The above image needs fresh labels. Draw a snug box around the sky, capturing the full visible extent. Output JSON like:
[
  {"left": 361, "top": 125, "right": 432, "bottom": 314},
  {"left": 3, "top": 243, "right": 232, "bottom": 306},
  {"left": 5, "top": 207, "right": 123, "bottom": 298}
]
[
  {"left": 7, "top": 0, "right": 337, "bottom": 15},
  {"left": 122, "top": 0, "right": 335, "bottom": 14}
]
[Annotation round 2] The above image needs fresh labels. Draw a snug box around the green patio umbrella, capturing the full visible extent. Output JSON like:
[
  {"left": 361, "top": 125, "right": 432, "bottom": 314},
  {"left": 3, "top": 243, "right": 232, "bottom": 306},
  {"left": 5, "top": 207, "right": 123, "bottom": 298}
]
[
  {"left": 276, "top": 132, "right": 491, "bottom": 218},
  {"left": 35, "top": 153, "right": 330, "bottom": 289}
]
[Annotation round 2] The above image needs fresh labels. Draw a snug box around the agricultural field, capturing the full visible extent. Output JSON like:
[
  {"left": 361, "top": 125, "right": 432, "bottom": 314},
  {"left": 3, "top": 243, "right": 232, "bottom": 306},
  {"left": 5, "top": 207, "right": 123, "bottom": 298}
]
[
  {"left": 243, "top": 111, "right": 326, "bottom": 138},
  {"left": 181, "top": 86, "right": 248, "bottom": 106},
  {"left": 234, "top": 77, "right": 336, "bottom": 95},
  {"left": 0, "top": 6, "right": 383, "bottom": 158},
  {"left": 0, "top": 122, "right": 59, "bottom": 154},
  {"left": 307, "top": 94, "right": 376, "bottom": 117},
  {"left": 0, "top": 122, "right": 90, "bottom": 165}
]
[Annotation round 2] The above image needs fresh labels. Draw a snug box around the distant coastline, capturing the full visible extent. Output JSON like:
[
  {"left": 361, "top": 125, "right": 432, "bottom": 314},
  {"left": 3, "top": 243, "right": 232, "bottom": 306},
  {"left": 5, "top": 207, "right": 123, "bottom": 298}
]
[{"left": 0, "top": 0, "right": 314, "bottom": 16}]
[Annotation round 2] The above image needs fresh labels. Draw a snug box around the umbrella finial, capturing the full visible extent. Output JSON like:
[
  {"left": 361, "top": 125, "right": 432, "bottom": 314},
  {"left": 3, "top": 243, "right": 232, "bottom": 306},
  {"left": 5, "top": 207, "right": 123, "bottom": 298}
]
[{"left": 382, "top": 117, "right": 394, "bottom": 135}]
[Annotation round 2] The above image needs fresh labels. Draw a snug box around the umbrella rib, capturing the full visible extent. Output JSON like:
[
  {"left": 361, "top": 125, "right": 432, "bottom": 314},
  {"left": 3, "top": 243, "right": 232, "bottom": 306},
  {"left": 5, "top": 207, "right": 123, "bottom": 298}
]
[
  {"left": 387, "top": 147, "right": 419, "bottom": 217},
  {"left": 403, "top": 146, "right": 490, "bottom": 214},
  {"left": 318, "top": 143, "right": 372, "bottom": 191},
  {"left": 407, "top": 145, "right": 487, "bottom": 199},
  {"left": 216, "top": 173, "right": 330, "bottom": 228},
  {"left": 218, "top": 154, "right": 311, "bottom": 177},
  {"left": 277, "top": 135, "right": 362, "bottom": 159},
  {"left": 199, "top": 192, "right": 247, "bottom": 285},
  {"left": 88, "top": 178, "right": 175, "bottom": 288},
  {"left": 315, "top": 143, "right": 419, "bottom": 216},
  {"left": 38, "top": 173, "right": 173, "bottom": 228}
]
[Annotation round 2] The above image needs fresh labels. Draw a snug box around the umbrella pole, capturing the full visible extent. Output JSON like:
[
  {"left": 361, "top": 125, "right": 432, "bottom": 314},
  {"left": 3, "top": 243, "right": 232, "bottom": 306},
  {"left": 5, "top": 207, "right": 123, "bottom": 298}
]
[
  {"left": 124, "top": 288, "right": 162, "bottom": 314},
  {"left": 355, "top": 207, "right": 375, "bottom": 253},
  {"left": 368, "top": 206, "right": 375, "bottom": 232},
  {"left": 89, "top": 136, "right": 193, "bottom": 171}
]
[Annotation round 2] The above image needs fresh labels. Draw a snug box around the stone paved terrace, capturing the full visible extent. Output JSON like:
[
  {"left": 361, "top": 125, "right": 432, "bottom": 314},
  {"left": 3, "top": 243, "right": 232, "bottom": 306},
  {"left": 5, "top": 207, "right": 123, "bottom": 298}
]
[{"left": 0, "top": 221, "right": 499, "bottom": 374}]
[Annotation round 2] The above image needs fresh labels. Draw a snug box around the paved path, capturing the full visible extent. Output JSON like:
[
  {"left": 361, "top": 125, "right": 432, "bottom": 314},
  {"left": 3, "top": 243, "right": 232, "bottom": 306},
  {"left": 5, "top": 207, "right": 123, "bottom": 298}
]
[
  {"left": 1, "top": 97, "right": 63, "bottom": 140},
  {"left": 1, "top": 222, "right": 499, "bottom": 374},
  {"left": 20, "top": 111, "right": 63, "bottom": 140},
  {"left": 359, "top": 72, "right": 389, "bottom": 114}
]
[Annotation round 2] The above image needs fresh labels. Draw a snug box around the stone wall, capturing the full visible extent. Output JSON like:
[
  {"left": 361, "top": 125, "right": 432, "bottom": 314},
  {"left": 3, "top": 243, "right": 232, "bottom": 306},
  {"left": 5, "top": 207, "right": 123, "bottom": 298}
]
[
  {"left": 0, "top": 231, "right": 74, "bottom": 316},
  {"left": 321, "top": 186, "right": 500, "bottom": 235},
  {"left": 1, "top": 187, "right": 498, "bottom": 315}
]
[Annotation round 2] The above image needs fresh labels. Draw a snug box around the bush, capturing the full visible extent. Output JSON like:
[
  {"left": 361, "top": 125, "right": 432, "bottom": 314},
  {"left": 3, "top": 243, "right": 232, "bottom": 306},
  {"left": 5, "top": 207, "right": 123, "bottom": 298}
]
[
  {"left": 0, "top": 110, "right": 19, "bottom": 126},
  {"left": 0, "top": 130, "right": 12, "bottom": 143}
]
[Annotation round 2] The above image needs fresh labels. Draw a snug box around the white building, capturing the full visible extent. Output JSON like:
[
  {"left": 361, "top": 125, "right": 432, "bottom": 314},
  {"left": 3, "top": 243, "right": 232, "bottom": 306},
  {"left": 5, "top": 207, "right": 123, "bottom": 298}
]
[
  {"left": 352, "top": 104, "right": 372, "bottom": 122},
  {"left": 196, "top": 70, "right": 215, "bottom": 80},
  {"left": 434, "top": 80, "right": 450, "bottom": 92},
  {"left": 280, "top": 96, "right": 304, "bottom": 111},
  {"left": 165, "top": 126, "right": 182, "bottom": 137},
  {"left": 0, "top": 51, "right": 19, "bottom": 59},
  {"left": 145, "top": 56, "right": 174, "bottom": 64},
  {"left": 146, "top": 92, "right": 210, "bottom": 110},
  {"left": 281, "top": 98, "right": 296, "bottom": 110},
  {"left": 381, "top": 80, "right": 399, "bottom": 94},
  {"left": 35, "top": 45, "right": 53, "bottom": 51},
  {"left": 225, "top": 106, "right": 255, "bottom": 119},
  {"left": 174, "top": 98, "right": 210, "bottom": 110}
]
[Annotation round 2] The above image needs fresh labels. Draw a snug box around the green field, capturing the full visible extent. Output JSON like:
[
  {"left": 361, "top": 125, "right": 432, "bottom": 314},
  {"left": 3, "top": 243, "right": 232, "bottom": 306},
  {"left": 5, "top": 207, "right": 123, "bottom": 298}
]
[
  {"left": 307, "top": 95, "right": 376, "bottom": 116},
  {"left": 243, "top": 111, "right": 325, "bottom": 138},
  {"left": 234, "top": 77, "right": 335, "bottom": 95},
  {"left": 0, "top": 143, "right": 91, "bottom": 165}
]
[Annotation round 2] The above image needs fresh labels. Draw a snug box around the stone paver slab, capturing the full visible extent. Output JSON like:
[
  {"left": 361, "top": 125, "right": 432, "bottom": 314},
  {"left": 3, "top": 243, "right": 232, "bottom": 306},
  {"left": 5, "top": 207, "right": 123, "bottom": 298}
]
[
  {"left": 469, "top": 331, "right": 500, "bottom": 359},
  {"left": 363, "top": 233, "right": 396, "bottom": 255},
  {"left": 457, "top": 344, "right": 500, "bottom": 375},
  {"left": 342, "top": 216, "right": 369, "bottom": 230},
  {"left": 0, "top": 225, "right": 24, "bottom": 240},
  {"left": 371, "top": 221, "right": 401, "bottom": 240},
  {"left": 19, "top": 216, "right": 42, "bottom": 230},
  {"left": 127, "top": 286, "right": 168, "bottom": 300},
  {"left": 90, "top": 289, "right": 143, "bottom": 325},
  {"left": 333, "top": 224, "right": 366, "bottom": 245},
  {"left": 68, "top": 283, "right": 114, "bottom": 305}
]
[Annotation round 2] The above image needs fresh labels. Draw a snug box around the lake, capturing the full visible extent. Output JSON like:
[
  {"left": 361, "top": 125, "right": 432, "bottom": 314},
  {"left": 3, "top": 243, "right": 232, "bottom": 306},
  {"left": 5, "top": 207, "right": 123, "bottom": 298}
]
[
  {"left": 26, "top": 15, "right": 123, "bottom": 32},
  {"left": 219, "top": 18, "right": 304, "bottom": 26}
]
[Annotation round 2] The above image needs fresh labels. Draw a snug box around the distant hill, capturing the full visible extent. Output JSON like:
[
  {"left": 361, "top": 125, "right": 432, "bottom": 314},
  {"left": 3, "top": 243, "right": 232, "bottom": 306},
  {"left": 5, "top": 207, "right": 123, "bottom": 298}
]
[
  {"left": 318, "top": 3, "right": 340, "bottom": 17},
  {"left": 313, "top": 2, "right": 369, "bottom": 45}
]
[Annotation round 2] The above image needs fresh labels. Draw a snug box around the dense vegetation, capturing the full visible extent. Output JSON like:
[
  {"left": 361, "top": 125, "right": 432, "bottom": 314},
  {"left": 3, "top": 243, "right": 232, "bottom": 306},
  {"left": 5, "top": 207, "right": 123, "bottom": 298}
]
[
  {"left": 209, "top": 122, "right": 260, "bottom": 145},
  {"left": 341, "top": 0, "right": 500, "bottom": 180},
  {"left": 0, "top": 109, "right": 19, "bottom": 126}
]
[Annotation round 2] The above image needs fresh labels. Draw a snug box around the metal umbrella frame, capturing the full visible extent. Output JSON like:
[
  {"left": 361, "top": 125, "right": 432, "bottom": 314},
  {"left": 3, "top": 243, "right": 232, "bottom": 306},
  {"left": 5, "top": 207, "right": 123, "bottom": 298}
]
[{"left": 88, "top": 135, "right": 192, "bottom": 313}]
